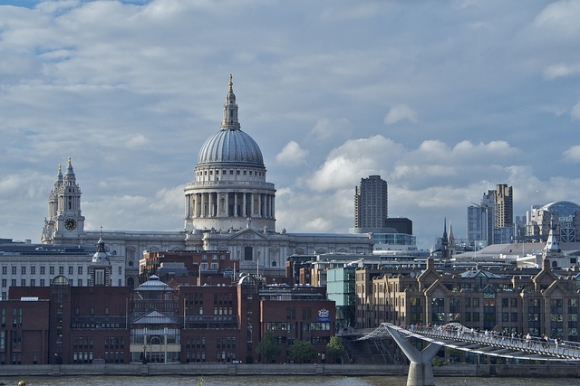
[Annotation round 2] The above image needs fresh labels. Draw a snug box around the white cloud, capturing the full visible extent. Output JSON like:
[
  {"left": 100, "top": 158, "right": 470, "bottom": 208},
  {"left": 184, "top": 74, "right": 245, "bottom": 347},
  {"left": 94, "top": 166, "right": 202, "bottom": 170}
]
[
  {"left": 1, "top": 1, "right": 580, "bottom": 250},
  {"left": 126, "top": 134, "right": 148, "bottom": 149},
  {"left": 308, "top": 136, "right": 405, "bottom": 192},
  {"left": 276, "top": 141, "right": 309, "bottom": 166},
  {"left": 563, "top": 145, "right": 580, "bottom": 163},
  {"left": 544, "top": 63, "right": 580, "bottom": 79},
  {"left": 384, "top": 104, "right": 418, "bottom": 125},
  {"left": 308, "top": 118, "right": 354, "bottom": 141},
  {"left": 534, "top": 0, "right": 580, "bottom": 36},
  {"left": 572, "top": 100, "right": 580, "bottom": 120}
]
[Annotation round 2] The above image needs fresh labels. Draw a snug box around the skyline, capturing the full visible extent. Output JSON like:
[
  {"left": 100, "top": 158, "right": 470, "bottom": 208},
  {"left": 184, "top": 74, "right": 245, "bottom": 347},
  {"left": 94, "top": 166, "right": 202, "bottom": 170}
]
[{"left": 1, "top": 0, "right": 580, "bottom": 250}]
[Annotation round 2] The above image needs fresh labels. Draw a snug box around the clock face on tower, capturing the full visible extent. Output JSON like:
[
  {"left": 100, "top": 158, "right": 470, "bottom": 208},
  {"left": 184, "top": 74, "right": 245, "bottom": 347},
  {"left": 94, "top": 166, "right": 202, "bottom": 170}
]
[{"left": 64, "top": 218, "right": 77, "bottom": 231}]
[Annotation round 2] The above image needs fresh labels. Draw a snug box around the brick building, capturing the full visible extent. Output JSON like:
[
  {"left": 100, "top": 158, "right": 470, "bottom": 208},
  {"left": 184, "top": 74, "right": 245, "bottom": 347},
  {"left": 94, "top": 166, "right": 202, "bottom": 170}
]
[{"left": 5, "top": 272, "right": 334, "bottom": 365}]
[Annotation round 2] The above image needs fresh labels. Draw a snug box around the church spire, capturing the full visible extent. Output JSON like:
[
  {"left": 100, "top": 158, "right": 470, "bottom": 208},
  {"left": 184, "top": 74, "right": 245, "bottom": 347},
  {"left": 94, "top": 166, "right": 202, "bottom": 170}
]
[
  {"left": 221, "top": 74, "right": 241, "bottom": 131},
  {"left": 65, "top": 156, "right": 75, "bottom": 178},
  {"left": 544, "top": 213, "right": 561, "bottom": 253},
  {"left": 56, "top": 164, "right": 63, "bottom": 183}
]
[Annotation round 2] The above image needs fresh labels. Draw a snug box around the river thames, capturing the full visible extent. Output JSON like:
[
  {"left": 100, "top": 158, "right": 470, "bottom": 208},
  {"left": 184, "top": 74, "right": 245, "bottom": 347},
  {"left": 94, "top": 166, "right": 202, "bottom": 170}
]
[{"left": 4, "top": 376, "right": 578, "bottom": 386}]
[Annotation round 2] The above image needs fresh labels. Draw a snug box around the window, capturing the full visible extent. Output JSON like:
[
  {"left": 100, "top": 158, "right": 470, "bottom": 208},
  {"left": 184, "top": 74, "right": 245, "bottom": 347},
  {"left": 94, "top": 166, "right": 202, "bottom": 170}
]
[
  {"left": 30, "top": 279, "right": 35, "bottom": 287},
  {"left": 1, "top": 267, "right": 6, "bottom": 275},
  {"left": 30, "top": 266, "right": 36, "bottom": 275},
  {"left": 78, "top": 279, "right": 83, "bottom": 286},
  {"left": 244, "top": 246, "right": 253, "bottom": 261},
  {"left": 95, "top": 270, "right": 105, "bottom": 285},
  {"left": 11, "top": 267, "right": 16, "bottom": 275},
  {"left": 20, "top": 279, "right": 25, "bottom": 287},
  {"left": 49, "top": 267, "right": 55, "bottom": 275},
  {"left": 59, "top": 266, "right": 64, "bottom": 275},
  {"left": 1, "top": 280, "right": 5, "bottom": 288},
  {"left": 40, "top": 266, "right": 45, "bottom": 275},
  {"left": 40, "top": 279, "right": 45, "bottom": 286},
  {"left": 69, "top": 266, "right": 74, "bottom": 275},
  {"left": 78, "top": 266, "right": 83, "bottom": 275},
  {"left": 21, "top": 266, "right": 26, "bottom": 275}
]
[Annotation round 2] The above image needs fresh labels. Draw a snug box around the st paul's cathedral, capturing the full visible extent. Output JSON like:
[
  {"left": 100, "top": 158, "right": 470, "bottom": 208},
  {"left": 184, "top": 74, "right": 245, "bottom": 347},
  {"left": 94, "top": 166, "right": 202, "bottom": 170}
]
[{"left": 41, "top": 76, "right": 373, "bottom": 286}]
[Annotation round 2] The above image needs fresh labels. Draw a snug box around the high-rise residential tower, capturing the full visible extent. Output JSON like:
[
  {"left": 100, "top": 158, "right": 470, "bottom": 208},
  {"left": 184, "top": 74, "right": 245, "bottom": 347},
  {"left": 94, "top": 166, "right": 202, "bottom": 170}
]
[
  {"left": 467, "top": 184, "right": 514, "bottom": 247},
  {"left": 354, "top": 175, "right": 388, "bottom": 228}
]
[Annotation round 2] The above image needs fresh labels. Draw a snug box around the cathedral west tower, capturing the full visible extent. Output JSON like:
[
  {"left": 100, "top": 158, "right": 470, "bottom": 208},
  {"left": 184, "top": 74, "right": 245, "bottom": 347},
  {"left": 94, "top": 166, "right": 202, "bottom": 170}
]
[
  {"left": 184, "top": 76, "right": 276, "bottom": 233},
  {"left": 41, "top": 157, "right": 85, "bottom": 243}
]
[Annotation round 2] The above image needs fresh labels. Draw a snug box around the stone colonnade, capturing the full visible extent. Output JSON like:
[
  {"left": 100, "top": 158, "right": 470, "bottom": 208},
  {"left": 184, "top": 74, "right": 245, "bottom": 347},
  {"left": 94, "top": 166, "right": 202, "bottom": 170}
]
[{"left": 186, "top": 191, "right": 275, "bottom": 220}]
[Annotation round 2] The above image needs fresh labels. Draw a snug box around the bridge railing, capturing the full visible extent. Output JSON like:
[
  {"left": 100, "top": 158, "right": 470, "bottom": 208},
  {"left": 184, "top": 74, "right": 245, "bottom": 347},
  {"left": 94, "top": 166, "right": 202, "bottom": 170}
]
[{"left": 399, "top": 324, "right": 580, "bottom": 360}]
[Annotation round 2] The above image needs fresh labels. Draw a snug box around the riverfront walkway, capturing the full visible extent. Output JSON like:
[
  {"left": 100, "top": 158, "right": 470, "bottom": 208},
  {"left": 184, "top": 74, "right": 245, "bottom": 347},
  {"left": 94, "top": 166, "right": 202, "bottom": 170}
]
[{"left": 360, "top": 323, "right": 580, "bottom": 361}]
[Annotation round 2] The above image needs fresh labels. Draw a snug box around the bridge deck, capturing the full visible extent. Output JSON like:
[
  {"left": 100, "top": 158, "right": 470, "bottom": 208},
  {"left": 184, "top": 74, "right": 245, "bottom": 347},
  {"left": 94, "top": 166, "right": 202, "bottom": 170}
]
[{"left": 360, "top": 323, "right": 580, "bottom": 361}]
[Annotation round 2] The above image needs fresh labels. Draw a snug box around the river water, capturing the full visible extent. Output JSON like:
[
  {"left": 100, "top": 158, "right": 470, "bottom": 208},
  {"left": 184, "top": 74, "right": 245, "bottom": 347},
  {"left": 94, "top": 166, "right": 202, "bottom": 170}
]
[{"left": 4, "top": 376, "right": 577, "bottom": 386}]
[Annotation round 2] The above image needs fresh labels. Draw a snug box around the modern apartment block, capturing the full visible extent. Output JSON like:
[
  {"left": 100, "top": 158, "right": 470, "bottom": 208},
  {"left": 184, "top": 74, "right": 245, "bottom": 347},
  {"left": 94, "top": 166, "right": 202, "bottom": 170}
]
[{"left": 467, "top": 184, "right": 514, "bottom": 248}]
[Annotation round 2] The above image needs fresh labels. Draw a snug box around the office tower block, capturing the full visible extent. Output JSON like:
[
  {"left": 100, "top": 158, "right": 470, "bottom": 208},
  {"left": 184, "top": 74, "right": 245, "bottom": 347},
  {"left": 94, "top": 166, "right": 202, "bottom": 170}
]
[{"left": 354, "top": 175, "right": 388, "bottom": 228}]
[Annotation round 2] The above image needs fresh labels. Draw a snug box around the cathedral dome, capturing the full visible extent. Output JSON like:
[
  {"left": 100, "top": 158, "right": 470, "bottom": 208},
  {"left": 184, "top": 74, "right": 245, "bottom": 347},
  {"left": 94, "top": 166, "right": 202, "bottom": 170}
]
[
  {"left": 196, "top": 75, "right": 264, "bottom": 169},
  {"left": 197, "top": 128, "right": 264, "bottom": 167}
]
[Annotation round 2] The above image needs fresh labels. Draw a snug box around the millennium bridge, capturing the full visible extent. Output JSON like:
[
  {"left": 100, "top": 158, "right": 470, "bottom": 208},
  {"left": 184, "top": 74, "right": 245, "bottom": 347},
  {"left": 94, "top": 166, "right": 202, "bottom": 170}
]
[{"left": 359, "top": 322, "right": 580, "bottom": 386}]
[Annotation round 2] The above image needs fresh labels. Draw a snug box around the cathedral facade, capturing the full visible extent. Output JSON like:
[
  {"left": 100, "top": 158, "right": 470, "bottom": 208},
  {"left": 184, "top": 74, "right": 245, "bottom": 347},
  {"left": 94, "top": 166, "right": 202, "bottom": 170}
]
[{"left": 41, "top": 76, "right": 373, "bottom": 285}]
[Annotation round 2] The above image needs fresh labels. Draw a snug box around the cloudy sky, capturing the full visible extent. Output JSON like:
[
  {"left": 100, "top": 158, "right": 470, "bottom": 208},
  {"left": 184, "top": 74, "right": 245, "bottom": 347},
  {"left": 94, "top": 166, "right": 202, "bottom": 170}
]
[{"left": 1, "top": 0, "right": 580, "bottom": 250}]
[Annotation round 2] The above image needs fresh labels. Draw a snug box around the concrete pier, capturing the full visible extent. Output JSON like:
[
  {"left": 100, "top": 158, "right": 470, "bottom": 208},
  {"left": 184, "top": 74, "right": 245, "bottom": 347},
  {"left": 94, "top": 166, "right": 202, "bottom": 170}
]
[{"left": 386, "top": 325, "right": 442, "bottom": 386}]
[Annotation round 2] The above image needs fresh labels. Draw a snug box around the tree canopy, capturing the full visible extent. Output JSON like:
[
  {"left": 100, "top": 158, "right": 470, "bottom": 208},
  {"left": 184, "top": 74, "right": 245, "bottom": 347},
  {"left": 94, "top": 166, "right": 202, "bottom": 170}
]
[
  {"left": 289, "top": 340, "right": 318, "bottom": 363},
  {"left": 325, "top": 336, "right": 346, "bottom": 361},
  {"left": 256, "top": 331, "right": 281, "bottom": 363}
]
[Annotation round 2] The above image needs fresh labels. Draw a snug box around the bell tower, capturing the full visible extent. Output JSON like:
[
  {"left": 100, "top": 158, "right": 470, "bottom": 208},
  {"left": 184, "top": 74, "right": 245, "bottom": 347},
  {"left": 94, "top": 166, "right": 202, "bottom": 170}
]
[{"left": 42, "top": 157, "right": 85, "bottom": 243}]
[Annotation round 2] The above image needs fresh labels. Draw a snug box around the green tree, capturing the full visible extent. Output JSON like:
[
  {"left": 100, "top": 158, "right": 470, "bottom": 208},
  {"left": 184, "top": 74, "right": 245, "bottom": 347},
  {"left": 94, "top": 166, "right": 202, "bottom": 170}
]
[
  {"left": 325, "top": 336, "right": 346, "bottom": 363},
  {"left": 256, "top": 331, "right": 281, "bottom": 363},
  {"left": 289, "top": 340, "right": 318, "bottom": 363}
]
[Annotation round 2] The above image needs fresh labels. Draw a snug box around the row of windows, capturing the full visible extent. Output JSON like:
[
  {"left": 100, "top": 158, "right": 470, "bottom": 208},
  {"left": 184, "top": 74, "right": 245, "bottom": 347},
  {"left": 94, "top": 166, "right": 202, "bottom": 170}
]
[
  {"left": 216, "top": 336, "right": 236, "bottom": 349},
  {"left": 201, "top": 255, "right": 226, "bottom": 261},
  {"left": 0, "top": 330, "right": 22, "bottom": 350},
  {"left": 197, "top": 169, "right": 263, "bottom": 177},
  {"left": 262, "top": 322, "right": 331, "bottom": 332},
  {"left": 425, "top": 297, "right": 579, "bottom": 309},
  {"left": 0, "top": 308, "right": 23, "bottom": 328},
  {"left": 185, "top": 336, "right": 206, "bottom": 349},
  {"left": 285, "top": 307, "right": 314, "bottom": 320},
  {"left": 1, "top": 266, "right": 123, "bottom": 276},
  {"left": 200, "top": 263, "right": 219, "bottom": 270},
  {"left": 2, "top": 278, "right": 124, "bottom": 288}
]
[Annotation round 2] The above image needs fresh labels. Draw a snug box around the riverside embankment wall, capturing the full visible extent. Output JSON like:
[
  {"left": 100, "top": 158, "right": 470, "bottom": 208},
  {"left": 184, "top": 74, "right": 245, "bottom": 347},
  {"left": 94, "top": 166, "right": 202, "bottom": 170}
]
[{"left": 0, "top": 363, "right": 578, "bottom": 378}]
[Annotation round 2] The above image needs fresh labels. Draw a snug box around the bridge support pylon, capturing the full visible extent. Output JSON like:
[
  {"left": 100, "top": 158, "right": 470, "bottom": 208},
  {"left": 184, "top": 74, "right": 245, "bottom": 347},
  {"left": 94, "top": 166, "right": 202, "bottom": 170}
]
[{"left": 386, "top": 325, "right": 441, "bottom": 386}]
